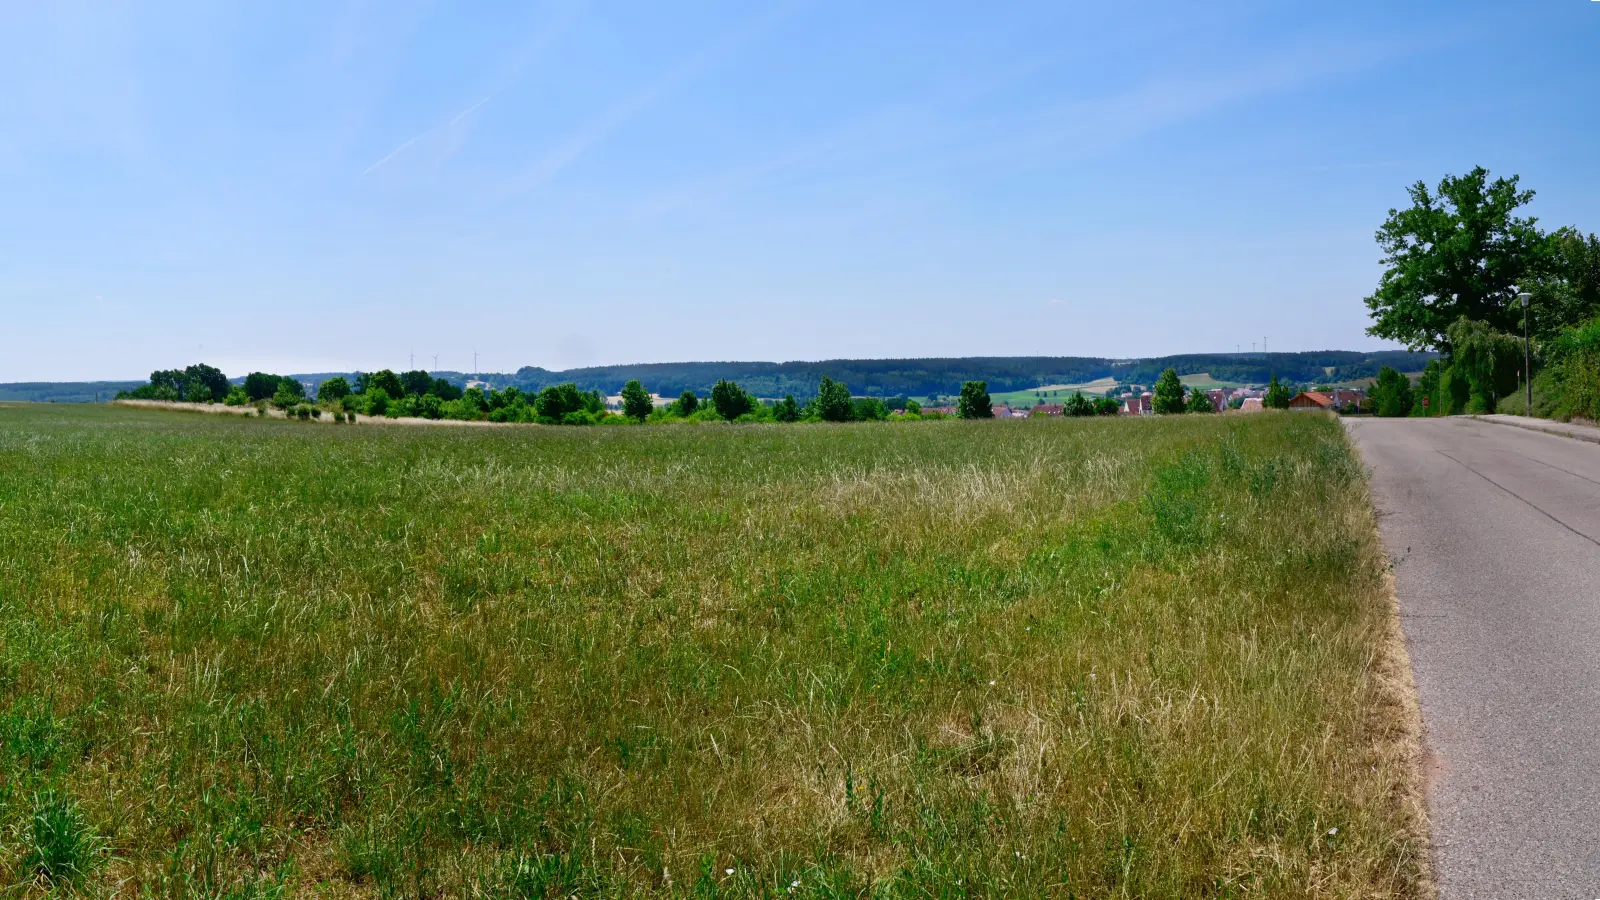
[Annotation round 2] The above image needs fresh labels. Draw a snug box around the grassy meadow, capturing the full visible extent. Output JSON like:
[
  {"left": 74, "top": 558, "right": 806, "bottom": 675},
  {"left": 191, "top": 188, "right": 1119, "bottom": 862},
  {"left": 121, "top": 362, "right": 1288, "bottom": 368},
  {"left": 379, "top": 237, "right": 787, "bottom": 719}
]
[{"left": 0, "top": 403, "right": 1424, "bottom": 897}]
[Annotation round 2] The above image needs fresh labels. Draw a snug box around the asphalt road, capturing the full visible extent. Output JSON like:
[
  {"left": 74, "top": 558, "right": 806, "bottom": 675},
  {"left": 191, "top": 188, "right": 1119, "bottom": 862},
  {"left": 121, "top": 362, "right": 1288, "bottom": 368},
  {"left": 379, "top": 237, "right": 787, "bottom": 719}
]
[{"left": 1346, "top": 416, "right": 1600, "bottom": 899}]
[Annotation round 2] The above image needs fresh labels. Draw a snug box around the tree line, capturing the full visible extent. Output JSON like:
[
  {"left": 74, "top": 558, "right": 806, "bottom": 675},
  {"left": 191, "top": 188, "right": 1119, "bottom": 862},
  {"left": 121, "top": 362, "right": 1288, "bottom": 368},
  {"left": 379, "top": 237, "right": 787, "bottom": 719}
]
[
  {"left": 116, "top": 365, "right": 1019, "bottom": 425},
  {"left": 1361, "top": 166, "right": 1600, "bottom": 419}
]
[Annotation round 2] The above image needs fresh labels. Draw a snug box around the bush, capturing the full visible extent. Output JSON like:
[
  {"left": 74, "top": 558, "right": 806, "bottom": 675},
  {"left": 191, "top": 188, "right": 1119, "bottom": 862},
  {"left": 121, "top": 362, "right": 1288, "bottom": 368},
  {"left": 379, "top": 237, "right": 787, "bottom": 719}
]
[
  {"left": 295, "top": 406, "right": 311, "bottom": 420},
  {"left": 311, "top": 408, "right": 322, "bottom": 419},
  {"left": 363, "top": 388, "right": 390, "bottom": 417},
  {"left": 1539, "top": 315, "right": 1600, "bottom": 420},
  {"left": 1185, "top": 387, "right": 1214, "bottom": 413},
  {"left": 1094, "top": 397, "right": 1121, "bottom": 416},
  {"left": 674, "top": 391, "right": 700, "bottom": 417},
  {"left": 850, "top": 396, "right": 888, "bottom": 421},
  {"left": 223, "top": 386, "right": 249, "bottom": 406},
  {"left": 272, "top": 379, "right": 305, "bottom": 409}
]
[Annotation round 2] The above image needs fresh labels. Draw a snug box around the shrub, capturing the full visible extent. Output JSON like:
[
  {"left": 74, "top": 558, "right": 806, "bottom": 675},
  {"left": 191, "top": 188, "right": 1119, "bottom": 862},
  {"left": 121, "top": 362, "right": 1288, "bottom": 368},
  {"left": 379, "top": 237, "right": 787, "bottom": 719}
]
[
  {"left": 311, "top": 408, "right": 322, "bottom": 419},
  {"left": 903, "top": 399, "right": 922, "bottom": 416},
  {"left": 1094, "top": 397, "right": 1121, "bottom": 416},
  {"left": 363, "top": 388, "right": 390, "bottom": 417},
  {"left": 851, "top": 396, "right": 888, "bottom": 421},
  {"left": 223, "top": 386, "right": 249, "bottom": 406},
  {"left": 295, "top": 406, "right": 311, "bottom": 420},
  {"left": 1185, "top": 388, "right": 1214, "bottom": 413},
  {"left": 674, "top": 391, "right": 700, "bottom": 417},
  {"left": 1542, "top": 315, "right": 1600, "bottom": 420},
  {"left": 272, "top": 379, "right": 305, "bottom": 409}
]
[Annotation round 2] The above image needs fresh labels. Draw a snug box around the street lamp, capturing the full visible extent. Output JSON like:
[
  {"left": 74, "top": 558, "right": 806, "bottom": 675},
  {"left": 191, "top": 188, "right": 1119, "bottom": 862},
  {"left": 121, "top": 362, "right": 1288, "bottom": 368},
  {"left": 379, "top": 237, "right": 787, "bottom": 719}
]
[{"left": 1515, "top": 291, "right": 1532, "bottom": 412}]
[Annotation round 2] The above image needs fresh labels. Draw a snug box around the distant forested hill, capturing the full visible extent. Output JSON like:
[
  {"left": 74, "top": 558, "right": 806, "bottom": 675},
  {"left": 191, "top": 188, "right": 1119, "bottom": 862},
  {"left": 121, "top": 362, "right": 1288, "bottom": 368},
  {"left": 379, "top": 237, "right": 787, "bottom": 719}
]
[
  {"left": 0, "top": 381, "right": 143, "bottom": 403},
  {"left": 9, "top": 350, "right": 1433, "bottom": 402},
  {"left": 506, "top": 350, "right": 1433, "bottom": 398}
]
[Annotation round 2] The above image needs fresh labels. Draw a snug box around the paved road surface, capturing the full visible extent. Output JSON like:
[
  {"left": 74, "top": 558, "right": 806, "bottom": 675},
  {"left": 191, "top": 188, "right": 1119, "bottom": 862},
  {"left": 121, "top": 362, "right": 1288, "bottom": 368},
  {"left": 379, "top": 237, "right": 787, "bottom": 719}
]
[{"left": 1346, "top": 417, "right": 1600, "bottom": 898}]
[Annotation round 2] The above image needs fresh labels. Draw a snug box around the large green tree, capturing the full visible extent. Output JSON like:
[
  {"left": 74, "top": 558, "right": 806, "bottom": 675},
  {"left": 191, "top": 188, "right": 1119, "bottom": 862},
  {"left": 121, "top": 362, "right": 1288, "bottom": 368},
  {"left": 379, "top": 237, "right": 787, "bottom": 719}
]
[
  {"left": 244, "top": 372, "right": 282, "bottom": 401},
  {"left": 1364, "top": 167, "right": 1549, "bottom": 352},
  {"left": 1185, "top": 387, "right": 1214, "bottom": 413},
  {"left": 814, "top": 377, "right": 854, "bottom": 422},
  {"left": 620, "top": 379, "right": 653, "bottom": 421},
  {"left": 709, "top": 379, "right": 754, "bottom": 419},
  {"left": 317, "top": 377, "right": 351, "bottom": 404},
  {"left": 1152, "top": 369, "right": 1185, "bottom": 414},
  {"left": 957, "top": 381, "right": 992, "bottom": 419}
]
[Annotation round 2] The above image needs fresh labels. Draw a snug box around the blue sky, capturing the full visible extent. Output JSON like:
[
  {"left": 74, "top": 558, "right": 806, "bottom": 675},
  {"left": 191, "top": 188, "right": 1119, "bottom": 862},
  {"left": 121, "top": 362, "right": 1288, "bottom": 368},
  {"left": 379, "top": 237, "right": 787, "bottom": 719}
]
[{"left": 2, "top": 0, "right": 1597, "bottom": 381}]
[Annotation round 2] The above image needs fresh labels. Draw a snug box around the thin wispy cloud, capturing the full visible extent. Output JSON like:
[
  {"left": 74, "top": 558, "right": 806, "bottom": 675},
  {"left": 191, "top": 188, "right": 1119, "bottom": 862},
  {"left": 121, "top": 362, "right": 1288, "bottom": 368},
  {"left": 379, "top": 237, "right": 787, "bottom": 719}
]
[{"left": 361, "top": 95, "right": 490, "bottom": 176}]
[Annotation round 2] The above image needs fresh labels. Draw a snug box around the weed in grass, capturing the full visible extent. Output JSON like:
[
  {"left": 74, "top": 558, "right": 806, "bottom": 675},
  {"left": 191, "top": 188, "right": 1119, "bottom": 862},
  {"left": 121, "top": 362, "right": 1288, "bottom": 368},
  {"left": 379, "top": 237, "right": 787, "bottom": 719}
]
[{"left": 18, "top": 789, "right": 103, "bottom": 887}]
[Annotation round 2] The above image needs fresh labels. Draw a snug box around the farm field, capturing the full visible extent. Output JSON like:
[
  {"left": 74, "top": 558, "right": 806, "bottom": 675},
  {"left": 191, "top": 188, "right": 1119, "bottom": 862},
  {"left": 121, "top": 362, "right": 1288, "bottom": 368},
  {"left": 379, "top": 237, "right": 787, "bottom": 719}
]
[
  {"left": 0, "top": 403, "right": 1425, "bottom": 897},
  {"left": 1177, "top": 373, "right": 1250, "bottom": 391},
  {"left": 985, "top": 378, "right": 1120, "bottom": 408}
]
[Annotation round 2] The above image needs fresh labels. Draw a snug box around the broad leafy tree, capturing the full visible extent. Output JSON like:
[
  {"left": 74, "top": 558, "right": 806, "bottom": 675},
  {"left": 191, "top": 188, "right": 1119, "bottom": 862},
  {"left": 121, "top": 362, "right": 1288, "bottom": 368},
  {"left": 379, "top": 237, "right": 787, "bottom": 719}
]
[
  {"left": 534, "top": 383, "right": 586, "bottom": 420},
  {"left": 620, "top": 379, "right": 653, "bottom": 421},
  {"left": 1064, "top": 391, "right": 1094, "bottom": 417},
  {"left": 317, "top": 376, "right": 351, "bottom": 404},
  {"left": 674, "top": 391, "right": 699, "bottom": 417},
  {"left": 183, "top": 364, "right": 229, "bottom": 402},
  {"left": 1152, "top": 369, "right": 1186, "bottom": 414},
  {"left": 957, "top": 381, "right": 992, "bottom": 419},
  {"left": 400, "top": 370, "right": 434, "bottom": 397},
  {"left": 814, "top": 377, "right": 854, "bottom": 422},
  {"left": 367, "top": 369, "right": 405, "bottom": 399},
  {"left": 244, "top": 372, "right": 282, "bottom": 401},
  {"left": 1185, "top": 387, "right": 1214, "bottom": 413},
  {"left": 709, "top": 379, "right": 754, "bottom": 419},
  {"left": 1364, "top": 167, "right": 1549, "bottom": 352},
  {"left": 1094, "top": 396, "right": 1121, "bottom": 416}
]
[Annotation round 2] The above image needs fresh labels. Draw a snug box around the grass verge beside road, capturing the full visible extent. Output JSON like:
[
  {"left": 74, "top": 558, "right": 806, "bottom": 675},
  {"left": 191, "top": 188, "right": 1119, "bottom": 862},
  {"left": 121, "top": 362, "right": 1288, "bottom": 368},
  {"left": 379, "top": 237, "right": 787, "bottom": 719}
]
[{"left": 0, "top": 404, "right": 1425, "bottom": 897}]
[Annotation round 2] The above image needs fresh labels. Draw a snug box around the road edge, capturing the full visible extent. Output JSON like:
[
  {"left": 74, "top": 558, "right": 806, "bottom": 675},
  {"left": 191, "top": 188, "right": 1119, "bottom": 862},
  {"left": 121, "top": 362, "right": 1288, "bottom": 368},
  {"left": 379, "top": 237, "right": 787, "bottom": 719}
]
[
  {"left": 1470, "top": 414, "right": 1600, "bottom": 445},
  {"left": 1344, "top": 420, "right": 1437, "bottom": 899}
]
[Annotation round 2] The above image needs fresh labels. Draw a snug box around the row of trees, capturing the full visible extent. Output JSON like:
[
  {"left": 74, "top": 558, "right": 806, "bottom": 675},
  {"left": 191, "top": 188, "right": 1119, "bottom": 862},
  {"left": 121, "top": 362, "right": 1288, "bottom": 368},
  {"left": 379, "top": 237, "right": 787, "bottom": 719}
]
[
  {"left": 1363, "top": 166, "right": 1600, "bottom": 418},
  {"left": 116, "top": 365, "right": 1012, "bottom": 426}
]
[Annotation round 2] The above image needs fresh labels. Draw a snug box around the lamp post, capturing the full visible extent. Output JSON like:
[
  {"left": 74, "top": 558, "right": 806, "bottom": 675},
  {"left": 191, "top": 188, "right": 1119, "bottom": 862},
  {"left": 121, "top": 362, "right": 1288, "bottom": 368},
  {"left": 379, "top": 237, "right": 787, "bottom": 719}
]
[{"left": 1516, "top": 291, "right": 1532, "bottom": 412}]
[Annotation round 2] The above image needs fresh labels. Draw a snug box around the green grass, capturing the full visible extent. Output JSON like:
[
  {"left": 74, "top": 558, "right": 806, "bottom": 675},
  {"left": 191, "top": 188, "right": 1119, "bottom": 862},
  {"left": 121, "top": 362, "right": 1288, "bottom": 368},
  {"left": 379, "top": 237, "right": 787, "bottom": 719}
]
[
  {"left": 0, "top": 403, "right": 1425, "bottom": 897},
  {"left": 1177, "top": 373, "right": 1249, "bottom": 391}
]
